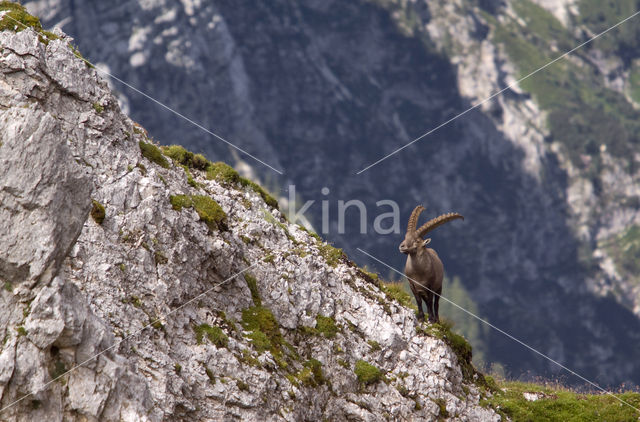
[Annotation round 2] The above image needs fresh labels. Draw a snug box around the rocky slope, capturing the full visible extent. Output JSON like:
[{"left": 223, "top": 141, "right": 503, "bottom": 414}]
[
  {"left": 0, "top": 20, "right": 500, "bottom": 421},
  {"left": 22, "top": 0, "right": 640, "bottom": 387}
]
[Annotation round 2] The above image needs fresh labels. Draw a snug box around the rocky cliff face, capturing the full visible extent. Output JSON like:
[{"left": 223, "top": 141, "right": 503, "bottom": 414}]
[
  {"left": 0, "top": 21, "right": 500, "bottom": 421},
  {"left": 21, "top": 0, "right": 640, "bottom": 388}
]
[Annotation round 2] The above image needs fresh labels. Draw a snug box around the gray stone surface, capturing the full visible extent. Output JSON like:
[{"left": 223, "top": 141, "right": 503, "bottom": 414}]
[
  {"left": 24, "top": 0, "right": 640, "bottom": 387},
  {"left": 0, "top": 28, "right": 500, "bottom": 421}
]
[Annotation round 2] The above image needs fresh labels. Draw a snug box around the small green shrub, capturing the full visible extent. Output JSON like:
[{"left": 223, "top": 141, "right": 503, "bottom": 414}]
[
  {"left": 368, "top": 340, "right": 381, "bottom": 352},
  {"left": 242, "top": 306, "right": 281, "bottom": 342},
  {"left": 150, "top": 318, "right": 163, "bottom": 330},
  {"left": 4, "top": 281, "right": 12, "bottom": 292},
  {"left": 16, "top": 326, "right": 27, "bottom": 336},
  {"left": 174, "top": 363, "right": 182, "bottom": 373},
  {"left": 92, "top": 102, "right": 104, "bottom": 113},
  {"left": 136, "top": 162, "right": 147, "bottom": 175},
  {"left": 139, "top": 140, "right": 169, "bottom": 168},
  {"left": 354, "top": 360, "right": 384, "bottom": 385},
  {"left": 130, "top": 296, "right": 142, "bottom": 308},
  {"left": 90, "top": 199, "right": 105, "bottom": 224},
  {"left": 193, "top": 324, "right": 228, "bottom": 348}
]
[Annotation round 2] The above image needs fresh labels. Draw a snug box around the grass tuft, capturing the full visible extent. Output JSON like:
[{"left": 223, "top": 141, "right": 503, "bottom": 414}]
[
  {"left": 381, "top": 282, "right": 417, "bottom": 310},
  {"left": 244, "top": 273, "right": 262, "bottom": 306},
  {"left": 316, "top": 315, "right": 338, "bottom": 338},
  {"left": 482, "top": 379, "right": 640, "bottom": 421},
  {"left": 317, "top": 242, "right": 343, "bottom": 267},
  {"left": 139, "top": 140, "right": 169, "bottom": 168}
]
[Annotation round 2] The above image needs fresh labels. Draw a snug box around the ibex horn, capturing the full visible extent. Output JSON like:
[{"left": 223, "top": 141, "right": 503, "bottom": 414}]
[
  {"left": 416, "top": 212, "right": 464, "bottom": 238},
  {"left": 407, "top": 205, "right": 425, "bottom": 233}
]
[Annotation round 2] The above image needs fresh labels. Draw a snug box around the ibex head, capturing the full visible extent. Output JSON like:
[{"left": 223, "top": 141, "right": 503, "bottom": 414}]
[{"left": 399, "top": 205, "right": 464, "bottom": 255}]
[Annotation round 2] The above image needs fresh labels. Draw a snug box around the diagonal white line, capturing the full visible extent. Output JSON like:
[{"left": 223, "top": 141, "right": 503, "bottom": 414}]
[
  {"left": 357, "top": 248, "right": 640, "bottom": 413},
  {"left": 2, "top": 13, "right": 283, "bottom": 175},
  {"left": 356, "top": 10, "right": 640, "bottom": 174},
  {"left": 0, "top": 263, "right": 258, "bottom": 414}
]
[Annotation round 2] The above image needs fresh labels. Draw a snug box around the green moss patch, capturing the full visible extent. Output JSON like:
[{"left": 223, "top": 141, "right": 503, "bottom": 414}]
[
  {"left": 0, "top": 2, "right": 59, "bottom": 44},
  {"left": 194, "top": 324, "right": 228, "bottom": 348},
  {"left": 482, "top": 380, "right": 640, "bottom": 421},
  {"left": 381, "top": 282, "right": 417, "bottom": 311},
  {"left": 316, "top": 315, "right": 338, "bottom": 338},
  {"left": 169, "top": 194, "right": 227, "bottom": 231},
  {"left": 240, "top": 177, "right": 279, "bottom": 209},
  {"left": 160, "top": 143, "right": 278, "bottom": 209},
  {"left": 90, "top": 199, "right": 105, "bottom": 225},
  {"left": 317, "top": 242, "right": 343, "bottom": 267},
  {"left": 170, "top": 194, "right": 192, "bottom": 211},
  {"left": 191, "top": 195, "right": 227, "bottom": 230},
  {"left": 244, "top": 273, "right": 262, "bottom": 306},
  {"left": 241, "top": 305, "right": 294, "bottom": 369},
  {"left": 206, "top": 161, "right": 241, "bottom": 184},
  {"left": 139, "top": 140, "right": 169, "bottom": 168},
  {"left": 242, "top": 306, "right": 282, "bottom": 346},
  {"left": 367, "top": 340, "right": 381, "bottom": 352},
  {"left": 354, "top": 359, "right": 384, "bottom": 385},
  {"left": 162, "top": 145, "right": 193, "bottom": 166},
  {"left": 296, "top": 359, "right": 325, "bottom": 387},
  {"left": 206, "top": 161, "right": 279, "bottom": 209}
]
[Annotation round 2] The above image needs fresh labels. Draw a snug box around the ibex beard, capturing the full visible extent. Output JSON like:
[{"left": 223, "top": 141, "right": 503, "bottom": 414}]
[{"left": 399, "top": 206, "right": 463, "bottom": 323}]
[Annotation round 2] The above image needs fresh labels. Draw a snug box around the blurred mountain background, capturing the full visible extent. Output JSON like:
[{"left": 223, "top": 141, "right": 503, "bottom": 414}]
[{"left": 25, "top": 0, "right": 640, "bottom": 388}]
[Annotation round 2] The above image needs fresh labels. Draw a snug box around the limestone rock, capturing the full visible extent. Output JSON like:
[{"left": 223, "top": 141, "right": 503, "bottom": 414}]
[{"left": 0, "top": 26, "right": 499, "bottom": 421}]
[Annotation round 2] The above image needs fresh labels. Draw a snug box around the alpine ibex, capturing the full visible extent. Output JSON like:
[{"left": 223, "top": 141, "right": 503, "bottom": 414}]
[{"left": 399, "top": 206, "right": 463, "bottom": 323}]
